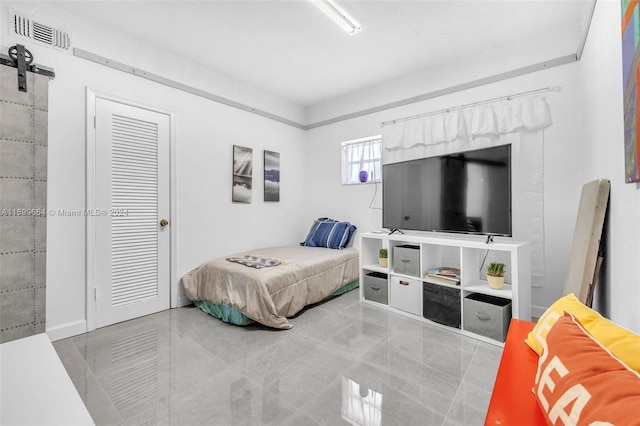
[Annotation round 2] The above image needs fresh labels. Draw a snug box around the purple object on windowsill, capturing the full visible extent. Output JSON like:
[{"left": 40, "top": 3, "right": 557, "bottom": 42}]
[{"left": 359, "top": 170, "right": 368, "bottom": 183}]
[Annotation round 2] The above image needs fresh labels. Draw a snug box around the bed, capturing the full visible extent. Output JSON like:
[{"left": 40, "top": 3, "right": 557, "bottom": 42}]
[{"left": 181, "top": 244, "right": 360, "bottom": 329}]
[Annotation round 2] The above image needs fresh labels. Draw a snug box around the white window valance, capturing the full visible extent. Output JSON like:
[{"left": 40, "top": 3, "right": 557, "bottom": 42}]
[{"left": 382, "top": 96, "right": 553, "bottom": 151}]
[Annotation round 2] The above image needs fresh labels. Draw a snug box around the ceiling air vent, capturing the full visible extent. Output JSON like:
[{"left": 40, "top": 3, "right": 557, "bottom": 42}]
[{"left": 13, "top": 14, "right": 71, "bottom": 51}]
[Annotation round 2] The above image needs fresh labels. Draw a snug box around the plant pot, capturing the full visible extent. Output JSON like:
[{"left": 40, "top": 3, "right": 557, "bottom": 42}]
[
  {"left": 487, "top": 275, "right": 505, "bottom": 290},
  {"left": 378, "top": 258, "right": 388, "bottom": 268}
]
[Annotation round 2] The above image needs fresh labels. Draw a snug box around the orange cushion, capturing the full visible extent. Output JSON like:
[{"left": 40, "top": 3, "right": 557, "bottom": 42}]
[{"left": 533, "top": 312, "right": 640, "bottom": 425}]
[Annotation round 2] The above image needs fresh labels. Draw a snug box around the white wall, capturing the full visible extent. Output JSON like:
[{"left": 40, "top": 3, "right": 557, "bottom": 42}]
[
  {"left": 1, "top": 2, "right": 310, "bottom": 340},
  {"left": 580, "top": 0, "right": 640, "bottom": 333},
  {"left": 306, "top": 23, "right": 581, "bottom": 125},
  {"left": 305, "top": 62, "right": 585, "bottom": 317}
]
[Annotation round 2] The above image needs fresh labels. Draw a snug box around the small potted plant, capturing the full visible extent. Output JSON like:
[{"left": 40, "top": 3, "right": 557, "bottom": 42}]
[
  {"left": 378, "top": 248, "right": 388, "bottom": 268},
  {"left": 486, "top": 262, "right": 506, "bottom": 290}
]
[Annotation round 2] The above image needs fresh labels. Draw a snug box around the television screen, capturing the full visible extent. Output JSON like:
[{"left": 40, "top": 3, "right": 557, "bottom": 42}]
[{"left": 382, "top": 145, "right": 511, "bottom": 236}]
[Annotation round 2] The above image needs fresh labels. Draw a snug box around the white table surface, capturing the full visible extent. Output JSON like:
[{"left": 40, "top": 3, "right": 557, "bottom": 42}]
[{"left": 0, "top": 333, "right": 94, "bottom": 426}]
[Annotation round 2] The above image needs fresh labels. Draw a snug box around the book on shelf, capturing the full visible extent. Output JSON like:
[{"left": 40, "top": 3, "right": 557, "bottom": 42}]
[
  {"left": 426, "top": 266, "right": 460, "bottom": 279},
  {"left": 424, "top": 266, "right": 460, "bottom": 286},
  {"left": 424, "top": 274, "right": 460, "bottom": 286}
]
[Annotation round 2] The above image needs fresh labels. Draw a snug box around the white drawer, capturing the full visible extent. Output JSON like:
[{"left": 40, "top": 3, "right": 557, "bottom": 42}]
[{"left": 389, "top": 275, "right": 422, "bottom": 315}]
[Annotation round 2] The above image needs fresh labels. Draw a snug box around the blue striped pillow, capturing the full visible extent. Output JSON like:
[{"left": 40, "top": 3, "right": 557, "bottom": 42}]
[{"left": 301, "top": 218, "right": 357, "bottom": 249}]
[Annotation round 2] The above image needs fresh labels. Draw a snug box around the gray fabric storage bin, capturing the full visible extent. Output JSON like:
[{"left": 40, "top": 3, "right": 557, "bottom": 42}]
[
  {"left": 393, "top": 245, "right": 420, "bottom": 277},
  {"left": 463, "top": 293, "right": 512, "bottom": 342},
  {"left": 363, "top": 272, "right": 388, "bottom": 305},
  {"left": 423, "top": 283, "right": 461, "bottom": 328}
]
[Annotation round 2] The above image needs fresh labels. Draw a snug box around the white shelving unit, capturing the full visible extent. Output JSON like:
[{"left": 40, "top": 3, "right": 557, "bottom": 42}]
[{"left": 359, "top": 231, "right": 531, "bottom": 345}]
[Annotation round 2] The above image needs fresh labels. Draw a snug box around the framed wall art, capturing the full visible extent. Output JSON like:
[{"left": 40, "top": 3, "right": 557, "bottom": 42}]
[
  {"left": 622, "top": 0, "right": 640, "bottom": 183},
  {"left": 232, "top": 145, "right": 253, "bottom": 203},
  {"left": 264, "top": 150, "right": 280, "bottom": 202}
]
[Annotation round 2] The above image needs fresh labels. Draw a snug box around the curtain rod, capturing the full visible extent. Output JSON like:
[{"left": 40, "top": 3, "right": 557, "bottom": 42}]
[{"left": 380, "top": 86, "right": 559, "bottom": 127}]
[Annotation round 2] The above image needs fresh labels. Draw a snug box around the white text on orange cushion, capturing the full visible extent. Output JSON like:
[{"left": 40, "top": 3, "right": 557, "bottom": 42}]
[
  {"left": 536, "top": 355, "right": 591, "bottom": 425},
  {"left": 534, "top": 311, "right": 561, "bottom": 360},
  {"left": 534, "top": 314, "right": 614, "bottom": 426}
]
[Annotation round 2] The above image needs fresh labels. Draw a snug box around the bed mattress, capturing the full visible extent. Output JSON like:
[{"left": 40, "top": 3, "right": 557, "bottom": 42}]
[{"left": 181, "top": 245, "right": 359, "bottom": 329}]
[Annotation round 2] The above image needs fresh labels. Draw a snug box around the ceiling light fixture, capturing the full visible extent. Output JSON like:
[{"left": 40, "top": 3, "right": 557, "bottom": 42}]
[{"left": 311, "top": 0, "right": 362, "bottom": 35}]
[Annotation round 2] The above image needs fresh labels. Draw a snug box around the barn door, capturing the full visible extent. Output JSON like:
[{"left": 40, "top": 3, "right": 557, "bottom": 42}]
[{"left": 93, "top": 98, "right": 170, "bottom": 328}]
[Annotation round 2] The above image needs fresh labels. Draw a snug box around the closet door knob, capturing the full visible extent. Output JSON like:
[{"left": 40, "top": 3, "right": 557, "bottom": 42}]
[{"left": 160, "top": 219, "right": 169, "bottom": 227}]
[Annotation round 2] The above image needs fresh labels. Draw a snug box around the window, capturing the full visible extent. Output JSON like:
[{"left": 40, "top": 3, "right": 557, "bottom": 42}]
[{"left": 341, "top": 135, "right": 382, "bottom": 185}]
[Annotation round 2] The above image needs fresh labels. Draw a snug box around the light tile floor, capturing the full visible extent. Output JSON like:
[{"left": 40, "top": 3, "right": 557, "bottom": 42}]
[{"left": 54, "top": 290, "right": 502, "bottom": 426}]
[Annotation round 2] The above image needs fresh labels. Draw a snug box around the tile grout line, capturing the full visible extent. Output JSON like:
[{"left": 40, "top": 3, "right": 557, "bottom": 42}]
[
  {"left": 59, "top": 338, "right": 124, "bottom": 425},
  {"left": 55, "top": 291, "right": 497, "bottom": 425},
  {"left": 440, "top": 344, "right": 480, "bottom": 425},
  {"left": 163, "top": 311, "right": 313, "bottom": 425}
]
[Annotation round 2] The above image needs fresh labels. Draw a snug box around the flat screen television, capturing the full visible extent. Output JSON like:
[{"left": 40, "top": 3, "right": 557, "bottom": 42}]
[{"left": 382, "top": 145, "right": 511, "bottom": 236}]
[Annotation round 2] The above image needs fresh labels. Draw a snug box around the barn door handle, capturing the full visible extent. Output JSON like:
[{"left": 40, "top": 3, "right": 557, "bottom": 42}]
[{"left": 160, "top": 219, "right": 169, "bottom": 227}]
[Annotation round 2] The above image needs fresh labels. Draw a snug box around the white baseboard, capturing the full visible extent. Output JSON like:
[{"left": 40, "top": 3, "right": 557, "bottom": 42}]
[
  {"left": 46, "top": 320, "right": 87, "bottom": 342},
  {"left": 172, "top": 292, "right": 191, "bottom": 308},
  {"left": 171, "top": 281, "right": 191, "bottom": 308},
  {"left": 46, "top": 297, "right": 192, "bottom": 341}
]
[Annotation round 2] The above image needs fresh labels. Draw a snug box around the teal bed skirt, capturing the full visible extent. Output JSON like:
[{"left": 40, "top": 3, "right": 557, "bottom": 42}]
[{"left": 193, "top": 279, "right": 359, "bottom": 327}]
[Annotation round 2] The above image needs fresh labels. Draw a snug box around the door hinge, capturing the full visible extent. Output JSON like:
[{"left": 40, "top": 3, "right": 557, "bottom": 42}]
[
  {"left": 93, "top": 116, "right": 96, "bottom": 129},
  {"left": 94, "top": 287, "right": 97, "bottom": 301}
]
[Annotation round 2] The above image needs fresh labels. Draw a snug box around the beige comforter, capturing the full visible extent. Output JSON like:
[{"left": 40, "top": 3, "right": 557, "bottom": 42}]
[{"left": 181, "top": 245, "right": 359, "bottom": 329}]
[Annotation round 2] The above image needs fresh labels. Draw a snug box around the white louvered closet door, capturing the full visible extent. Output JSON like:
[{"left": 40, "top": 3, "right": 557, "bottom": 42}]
[{"left": 95, "top": 98, "right": 170, "bottom": 328}]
